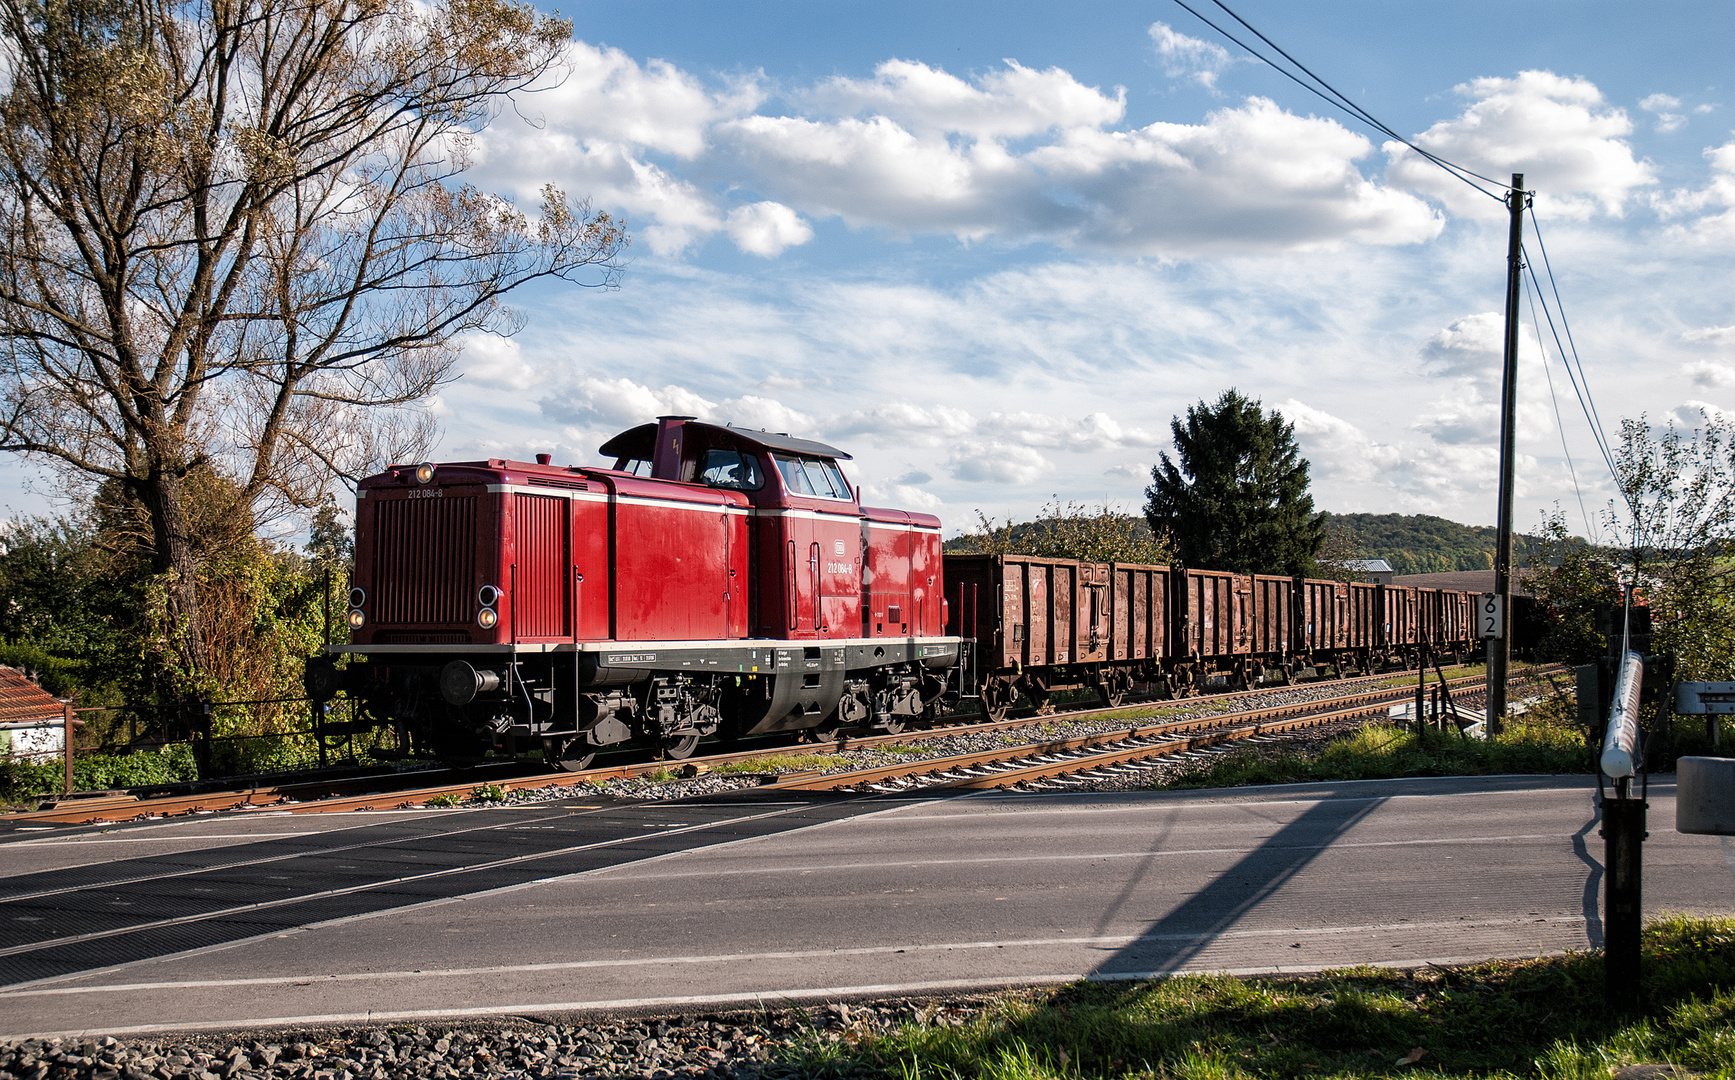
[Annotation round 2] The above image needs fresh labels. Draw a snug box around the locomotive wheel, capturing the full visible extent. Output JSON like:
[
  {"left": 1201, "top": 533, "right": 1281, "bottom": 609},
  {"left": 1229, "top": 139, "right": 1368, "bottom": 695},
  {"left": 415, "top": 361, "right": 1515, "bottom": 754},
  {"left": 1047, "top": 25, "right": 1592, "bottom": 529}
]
[
  {"left": 808, "top": 718, "right": 843, "bottom": 744},
  {"left": 662, "top": 732, "right": 702, "bottom": 760},
  {"left": 542, "top": 736, "right": 596, "bottom": 773}
]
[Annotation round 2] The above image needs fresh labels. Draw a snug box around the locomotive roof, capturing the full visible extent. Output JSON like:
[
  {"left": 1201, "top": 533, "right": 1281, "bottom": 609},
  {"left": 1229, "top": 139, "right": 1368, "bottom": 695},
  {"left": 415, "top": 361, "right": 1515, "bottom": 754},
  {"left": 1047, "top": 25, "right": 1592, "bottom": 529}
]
[{"left": 597, "top": 421, "right": 853, "bottom": 461}]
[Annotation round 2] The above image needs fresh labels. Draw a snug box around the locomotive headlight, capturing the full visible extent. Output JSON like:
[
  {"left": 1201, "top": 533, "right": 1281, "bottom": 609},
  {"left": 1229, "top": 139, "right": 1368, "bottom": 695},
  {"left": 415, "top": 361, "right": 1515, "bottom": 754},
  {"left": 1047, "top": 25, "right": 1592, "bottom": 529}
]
[
  {"left": 347, "top": 587, "right": 366, "bottom": 608},
  {"left": 347, "top": 608, "right": 366, "bottom": 629},
  {"left": 414, "top": 462, "right": 436, "bottom": 484},
  {"left": 477, "top": 607, "right": 498, "bottom": 629},
  {"left": 478, "top": 584, "right": 502, "bottom": 607}
]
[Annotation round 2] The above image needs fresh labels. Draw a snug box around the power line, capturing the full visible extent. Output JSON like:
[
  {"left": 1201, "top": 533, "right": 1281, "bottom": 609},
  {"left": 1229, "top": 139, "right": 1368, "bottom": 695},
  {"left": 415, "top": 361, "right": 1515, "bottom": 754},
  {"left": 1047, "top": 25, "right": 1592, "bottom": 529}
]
[
  {"left": 1169, "top": 0, "right": 1507, "bottom": 203},
  {"left": 1524, "top": 266, "right": 1596, "bottom": 540}
]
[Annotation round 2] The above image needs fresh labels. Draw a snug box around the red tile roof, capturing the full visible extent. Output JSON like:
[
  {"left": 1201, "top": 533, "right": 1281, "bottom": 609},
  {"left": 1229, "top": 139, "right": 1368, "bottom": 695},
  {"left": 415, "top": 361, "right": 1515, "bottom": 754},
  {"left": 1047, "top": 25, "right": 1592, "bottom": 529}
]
[{"left": 0, "top": 666, "right": 66, "bottom": 726}]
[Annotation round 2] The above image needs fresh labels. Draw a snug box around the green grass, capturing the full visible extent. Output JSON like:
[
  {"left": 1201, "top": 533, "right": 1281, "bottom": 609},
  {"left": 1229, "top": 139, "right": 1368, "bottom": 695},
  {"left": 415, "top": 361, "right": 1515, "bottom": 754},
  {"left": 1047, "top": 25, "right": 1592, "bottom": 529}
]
[
  {"left": 1155, "top": 691, "right": 1591, "bottom": 790},
  {"left": 1156, "top": 723, "right": 1591, "bottom": 790},
  {"left": 781, "top": 916, "right": 1735, "bottom": 1080},
  {"left": 712, "top": 754, "right": 849, "bottom": 774}
]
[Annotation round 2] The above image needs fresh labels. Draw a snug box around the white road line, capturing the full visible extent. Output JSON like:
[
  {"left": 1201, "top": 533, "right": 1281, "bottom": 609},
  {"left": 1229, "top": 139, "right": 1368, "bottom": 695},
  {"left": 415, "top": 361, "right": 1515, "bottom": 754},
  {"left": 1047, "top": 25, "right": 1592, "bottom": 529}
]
[
  {"left": 0, "top": 804, "right": 821, "bottom": 960},
  {"left": 577, "top": 833, "right": 1563, "bottom": 882},
  {"left": 0, "top": 793, "right": 953, "bottom": 992},
  {"left": 0, "top": 914, "right": 1589, "bottom": 999},
  {"left": 8, "top": 833, "right": 322, "bottom": 847},
  {"left": 0, "top": 948, "right": 1588, "bottom": 1042}
]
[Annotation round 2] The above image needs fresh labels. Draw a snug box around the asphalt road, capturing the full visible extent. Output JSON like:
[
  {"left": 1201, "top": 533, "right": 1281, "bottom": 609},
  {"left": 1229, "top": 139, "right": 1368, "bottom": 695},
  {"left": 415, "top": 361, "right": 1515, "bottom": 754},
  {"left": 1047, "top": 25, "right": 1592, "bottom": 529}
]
[{"left": 2, "top": 774, "right": 1732, "bottom": 1040}]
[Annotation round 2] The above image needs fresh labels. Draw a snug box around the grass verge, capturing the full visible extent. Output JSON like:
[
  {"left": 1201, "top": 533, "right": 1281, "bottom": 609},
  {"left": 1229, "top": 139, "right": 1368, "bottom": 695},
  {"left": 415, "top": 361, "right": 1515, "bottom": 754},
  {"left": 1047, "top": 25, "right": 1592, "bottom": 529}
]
[{"left": 780, "top": 915, "right": 1735, "bottom": 1080}]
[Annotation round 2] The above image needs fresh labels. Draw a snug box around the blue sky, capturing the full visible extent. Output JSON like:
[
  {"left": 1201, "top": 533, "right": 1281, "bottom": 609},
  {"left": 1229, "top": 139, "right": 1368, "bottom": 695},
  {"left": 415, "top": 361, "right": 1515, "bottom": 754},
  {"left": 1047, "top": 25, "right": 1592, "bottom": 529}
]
[{"left": 5, "top": 0, "right": 1734, "bottom": 541}]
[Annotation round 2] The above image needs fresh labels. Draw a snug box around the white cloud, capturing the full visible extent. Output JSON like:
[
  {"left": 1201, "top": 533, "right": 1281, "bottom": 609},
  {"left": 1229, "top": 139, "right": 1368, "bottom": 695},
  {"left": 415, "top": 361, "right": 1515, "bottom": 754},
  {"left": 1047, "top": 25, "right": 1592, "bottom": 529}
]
[
  {"left": 722, "top": 95, "right": 1440, "bottom": 254},
  {"left": 1683, "top": 360, "right": 1735, "bottom": 390},
  {"left": 831, "top": 402, "right": 1163, "bottom": 453},
  {"left": 725, "top": 201, "right": 814, "bottom": 256},
  {"left": 456, "top": 334, "right": 535, "bottom": 390},
  {"left": 947, "top": 441, "right": 1053, "bottom": 484},
  {"left": 1104, "top": 462, "right": 1151, "bottom": 479},
  {"left": 1640, "top": 92, "right": 1686, "bottom": 133},
  {"left": 536, "top": 41, "right": 761, "bottom": 158},
  {"left": 1684, "top": 324, "right": 1735, "bottom": 345},
  {"left": 802, "top": 58, "right": 1125, "bottom": 139},
  {"left": 1654, "top": 140, "right": 1735, "bottom": 243},
  {"left": 1387, "top": 71, "right": 1655, "bottom": 219},
  {"left": 1149, "top": 22, "right": 1234, "bottom": 90},
  {"left": 542, "top": 376, "right": 817, "bottom": 437}
]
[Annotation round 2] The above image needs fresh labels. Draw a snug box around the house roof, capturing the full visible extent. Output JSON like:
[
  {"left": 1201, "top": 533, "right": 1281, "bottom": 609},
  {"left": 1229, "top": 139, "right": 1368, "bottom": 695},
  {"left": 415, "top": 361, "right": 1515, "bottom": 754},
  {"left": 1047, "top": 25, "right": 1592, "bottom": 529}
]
[
  {"left": 1391, "top": 568, "right": 1537, "bottom": 597},
  {"left": 0, "top": 666, "right": 65, "bottom": 727},
  {"left": 1349, "top": 559, "right": 1394, "bottom": 574}
]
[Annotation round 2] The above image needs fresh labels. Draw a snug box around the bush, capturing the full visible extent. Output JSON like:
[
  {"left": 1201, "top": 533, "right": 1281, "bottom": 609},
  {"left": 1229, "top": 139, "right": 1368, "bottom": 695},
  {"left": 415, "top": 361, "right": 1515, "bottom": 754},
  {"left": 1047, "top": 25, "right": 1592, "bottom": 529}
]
[{"left": 0, "top": 743, "right": 198, "bottom": 802}]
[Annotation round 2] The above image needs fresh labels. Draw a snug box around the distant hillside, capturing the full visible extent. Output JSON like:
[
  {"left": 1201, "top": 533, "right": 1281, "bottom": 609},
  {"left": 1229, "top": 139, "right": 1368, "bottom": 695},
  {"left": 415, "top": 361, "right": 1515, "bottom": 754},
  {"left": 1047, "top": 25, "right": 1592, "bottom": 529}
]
[{"left": 1326, "top": 512, "right": 1548, "bottom": 576}]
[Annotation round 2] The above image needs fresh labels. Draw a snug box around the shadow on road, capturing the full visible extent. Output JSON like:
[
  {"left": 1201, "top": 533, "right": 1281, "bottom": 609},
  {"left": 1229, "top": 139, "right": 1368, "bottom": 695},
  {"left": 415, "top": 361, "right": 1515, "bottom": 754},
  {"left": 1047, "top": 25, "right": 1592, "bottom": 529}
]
[{"left": 1091, "top": 793, "right": 1387, "bottom": 976}]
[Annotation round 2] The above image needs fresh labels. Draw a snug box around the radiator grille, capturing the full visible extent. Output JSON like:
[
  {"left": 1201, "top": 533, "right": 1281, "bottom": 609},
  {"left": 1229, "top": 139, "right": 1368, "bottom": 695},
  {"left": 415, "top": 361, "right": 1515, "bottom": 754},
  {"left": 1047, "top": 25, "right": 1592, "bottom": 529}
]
[
  {"left": 371, "top": 495, "right": 477, "bottom": 625},
  {"left": 513, "top": 493, "right": 568, "bottom": 638}
]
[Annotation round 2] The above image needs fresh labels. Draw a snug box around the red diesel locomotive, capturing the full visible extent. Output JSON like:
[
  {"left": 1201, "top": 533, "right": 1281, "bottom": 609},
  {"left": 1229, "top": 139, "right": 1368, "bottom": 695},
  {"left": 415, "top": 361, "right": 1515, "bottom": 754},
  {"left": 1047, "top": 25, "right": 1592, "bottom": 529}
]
[{"left": 310, "top": 416, "right": 962, "bottom": 768}]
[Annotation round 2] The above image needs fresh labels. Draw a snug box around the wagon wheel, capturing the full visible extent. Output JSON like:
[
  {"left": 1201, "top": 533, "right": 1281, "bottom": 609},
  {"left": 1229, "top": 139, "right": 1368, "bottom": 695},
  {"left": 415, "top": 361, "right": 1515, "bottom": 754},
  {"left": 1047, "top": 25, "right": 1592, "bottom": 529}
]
[
  {"left": 542, "top": 735, "right": 596, "bottom": 773},
  {"left": 875, "top": 715, "right": 906, "bottom": 736},
  {"left": 982, "top": 681, "right": 1015, "bottom": 721},
  {"left": 1097, "top": 681, "right": 1127, "bottom": 708},
  {"left": 661, "top": 732, "right": 702, "bottom": 760},
  {"left": 807, "top": 717, "right": 843, "bottom": 744}
]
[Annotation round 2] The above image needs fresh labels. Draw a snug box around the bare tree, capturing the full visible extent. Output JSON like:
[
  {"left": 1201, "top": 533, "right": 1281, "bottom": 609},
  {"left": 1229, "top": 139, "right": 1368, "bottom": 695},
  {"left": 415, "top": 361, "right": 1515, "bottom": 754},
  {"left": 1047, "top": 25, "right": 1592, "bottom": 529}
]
[{"left": 0, "top": 0, "right": 626, "bottom": 693}]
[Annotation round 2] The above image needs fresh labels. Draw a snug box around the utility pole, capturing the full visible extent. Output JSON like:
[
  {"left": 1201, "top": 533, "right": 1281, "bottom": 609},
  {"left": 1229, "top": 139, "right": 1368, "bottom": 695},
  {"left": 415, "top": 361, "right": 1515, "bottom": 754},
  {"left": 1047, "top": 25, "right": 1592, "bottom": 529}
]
[{"left": 1490, "top": 173, "right": 1529, "bottom": 735}]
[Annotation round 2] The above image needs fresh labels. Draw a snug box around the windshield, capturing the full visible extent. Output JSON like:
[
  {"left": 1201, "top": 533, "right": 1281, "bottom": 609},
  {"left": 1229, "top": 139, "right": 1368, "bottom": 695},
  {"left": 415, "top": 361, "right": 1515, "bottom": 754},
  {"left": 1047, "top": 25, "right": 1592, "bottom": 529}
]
[{"left": 771, "top": 454, "right": 853, "bottom": 500}]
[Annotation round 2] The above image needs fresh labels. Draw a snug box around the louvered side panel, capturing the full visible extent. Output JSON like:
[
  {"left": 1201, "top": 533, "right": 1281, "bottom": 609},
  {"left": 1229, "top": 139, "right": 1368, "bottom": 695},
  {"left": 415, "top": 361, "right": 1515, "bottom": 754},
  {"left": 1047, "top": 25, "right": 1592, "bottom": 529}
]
[
  {"left": 372, "top": 496, "right": 476, "bottom": 625},
  {"left": 513, "top": 493, "right": 569, "bottom": 639}
]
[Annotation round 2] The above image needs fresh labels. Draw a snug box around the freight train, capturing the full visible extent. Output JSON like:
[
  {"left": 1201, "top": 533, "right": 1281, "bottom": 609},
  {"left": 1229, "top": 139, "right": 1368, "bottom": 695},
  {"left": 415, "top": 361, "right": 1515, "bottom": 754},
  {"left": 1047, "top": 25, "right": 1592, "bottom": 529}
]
[{"left": 305, "top": 416, "right": 1501, "bottom": 766}]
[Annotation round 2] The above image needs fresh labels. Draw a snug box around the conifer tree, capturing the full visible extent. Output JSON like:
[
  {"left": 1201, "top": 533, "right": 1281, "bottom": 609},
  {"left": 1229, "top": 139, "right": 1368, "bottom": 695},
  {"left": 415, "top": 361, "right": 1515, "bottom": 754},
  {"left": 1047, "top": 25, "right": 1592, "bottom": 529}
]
[{"left": 1144, "top": 389, "right": 1326, "bottom": 576}]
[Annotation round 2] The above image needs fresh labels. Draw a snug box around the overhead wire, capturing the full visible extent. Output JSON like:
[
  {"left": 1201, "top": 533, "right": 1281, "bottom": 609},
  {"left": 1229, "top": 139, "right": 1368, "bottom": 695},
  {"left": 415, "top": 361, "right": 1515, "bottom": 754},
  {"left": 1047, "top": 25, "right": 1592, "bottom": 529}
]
[
  {"left": 1174, "top": 0, "right": 1630, "bottom": 543},
  {"left": 1169, "top": 0, "right": 1507, "bottom": 204},
  {"left": 1528, "top": 214, "right": 1617, "bottom": 469},
  {"left": 1523, "top": 265, "right": 1596, "bottom": 540}
]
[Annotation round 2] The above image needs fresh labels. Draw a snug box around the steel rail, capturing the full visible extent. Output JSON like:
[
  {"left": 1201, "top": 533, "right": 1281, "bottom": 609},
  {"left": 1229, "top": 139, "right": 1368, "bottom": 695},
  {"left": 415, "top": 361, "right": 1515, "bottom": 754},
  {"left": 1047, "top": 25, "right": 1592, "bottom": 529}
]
[
  {"left": 764, "top": 668, "right": 1558, "bottom": 793},
  {"left": 8, "top": 664, "right": 1556, "bottom": 825}
]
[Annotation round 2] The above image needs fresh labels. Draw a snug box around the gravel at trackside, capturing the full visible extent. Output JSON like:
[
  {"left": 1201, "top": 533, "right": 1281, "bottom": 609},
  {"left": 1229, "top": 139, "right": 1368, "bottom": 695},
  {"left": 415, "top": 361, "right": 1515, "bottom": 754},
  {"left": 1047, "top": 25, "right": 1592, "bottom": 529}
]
[
  {"left": 469, "top": 671, "right": 1558, "bottom": 805},
  {"left": 0, "top": 1000, "right": 991, "bottom": 1080}
]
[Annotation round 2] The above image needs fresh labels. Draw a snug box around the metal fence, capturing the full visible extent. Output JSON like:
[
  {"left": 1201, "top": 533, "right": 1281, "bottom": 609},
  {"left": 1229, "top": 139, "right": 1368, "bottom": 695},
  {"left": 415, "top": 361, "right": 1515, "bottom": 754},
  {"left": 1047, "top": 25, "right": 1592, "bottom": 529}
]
[{"left": 2, "top": 694, "right": 380, "bottom": 797}]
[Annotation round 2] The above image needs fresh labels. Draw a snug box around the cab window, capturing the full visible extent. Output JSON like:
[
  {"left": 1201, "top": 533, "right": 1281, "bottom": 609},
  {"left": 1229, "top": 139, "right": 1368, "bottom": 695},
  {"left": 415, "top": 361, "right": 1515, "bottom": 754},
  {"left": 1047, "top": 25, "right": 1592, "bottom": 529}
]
[
  {"left": 772, "top": 453, "right": 853, "bottom": 500},
  {"left": 700, "top": 448, "right": 764, "bottom": 490}
]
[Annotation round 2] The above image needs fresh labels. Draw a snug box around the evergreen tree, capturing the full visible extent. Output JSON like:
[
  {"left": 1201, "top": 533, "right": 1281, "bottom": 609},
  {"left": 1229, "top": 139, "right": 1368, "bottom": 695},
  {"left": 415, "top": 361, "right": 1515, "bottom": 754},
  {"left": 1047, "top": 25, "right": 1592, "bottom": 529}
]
[{"left": 1144, "top": 389, "right": 1326, "bottom": 576}]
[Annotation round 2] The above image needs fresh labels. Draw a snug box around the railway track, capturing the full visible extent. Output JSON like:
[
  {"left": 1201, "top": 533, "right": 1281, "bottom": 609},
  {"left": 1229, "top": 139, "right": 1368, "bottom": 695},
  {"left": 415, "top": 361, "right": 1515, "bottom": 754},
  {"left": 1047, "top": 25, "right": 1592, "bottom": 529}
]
[
  {"left": 8, "top": 665, "right": 1561, "bottom": 825},
  {"left": 764, "top": 670, "right": 1523, "bottom": 794}
]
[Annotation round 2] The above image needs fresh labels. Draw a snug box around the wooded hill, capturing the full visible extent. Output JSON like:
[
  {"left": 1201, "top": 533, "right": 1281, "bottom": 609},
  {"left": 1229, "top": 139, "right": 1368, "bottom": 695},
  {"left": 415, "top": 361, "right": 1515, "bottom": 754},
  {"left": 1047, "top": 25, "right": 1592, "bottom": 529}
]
[{"left": 1325, "top": 512, "right": 1551, "bottom": 575}]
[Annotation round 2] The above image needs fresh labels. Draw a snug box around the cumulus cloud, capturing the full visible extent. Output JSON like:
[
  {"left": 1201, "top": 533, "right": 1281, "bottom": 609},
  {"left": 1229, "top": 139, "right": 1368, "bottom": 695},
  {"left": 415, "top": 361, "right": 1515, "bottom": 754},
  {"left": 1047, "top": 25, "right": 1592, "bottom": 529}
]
[
  {"left": 725, "top": 201, "right": 815, "bottom": 256},
  {"left": 1640, "top": 92, "right": 1687, "bottom": 133},
  {"left": 1149, "top": 22, "right": 1234, "bottom": 90},
  {"left": 832, "top": 402, "right": 1164, "bottom": 453},
  {"left": 947, "top": 441, "right": 1053, "bottom": 484},
  {"left": 1683, "top": 360, "right": 1735, "bottom": 390},
  {"left": 1411, "top": 312, "right": 1552, "bottom": 446},
  {"left": 802, "top": 58, "right": 1125, "bottom": 139},
  {"left": 456, "top": 334, "right": 536, "bottom": 390},
  {"left": 721, "top": 94, "right": 1439, "bottom": 254},
  {"left": 1653, "top": 140, "right": 1735, "bottom": 243},
  {"left": 1684, "top": 324, "right": 1735, "bottom": 345},
  {"left": 544, "top": 376, "right": 818, "bottom": 437},
  {"left": 1387, "top": 71, "right": 1655, "bottom": 219}
]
